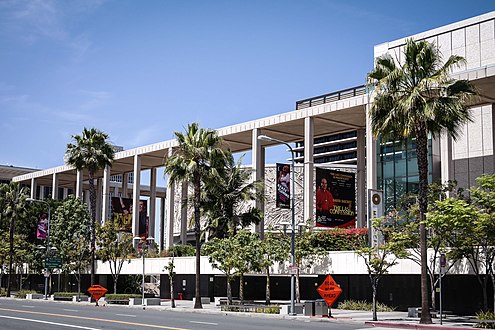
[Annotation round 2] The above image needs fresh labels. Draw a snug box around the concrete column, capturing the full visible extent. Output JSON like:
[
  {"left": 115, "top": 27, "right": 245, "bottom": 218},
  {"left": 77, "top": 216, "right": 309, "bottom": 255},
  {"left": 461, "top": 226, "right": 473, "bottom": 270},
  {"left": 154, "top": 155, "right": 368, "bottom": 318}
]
[
  {"left": 30, "top": 178, "right": 36, "bottom": 199},
  {"left": 440, "top": 132, "right": 453, "bottom": 184},
  {"left": 492, "top": 104, "right": 495, "bottom": 172},
  {"left": 166, "top": 149, "right": 175, "bottom": 250},
  {"left": 132, "top": 155, "right": 142, "bottom": 238},
  {"left": 96, "top": 178, "right": 102, "bottom": 223},
  {"left": 122, "top": 173, "right": 128, "bottom": 198},
  {"left": 39, "top": 185, "right": 45, "bottom": 200},
  {"left": 76, "top": 170, "right": 83, "bottom": 199},
  {"left": 303, "top": 117, "right": 314, "bottom": 224},
  {"left": 357, "top": 129, "right": 366, "bottom": 228},
  {"left": 366, "top": 103, "right": 377, "bottom": 191},
  {"left": 52, "top": 173, "right": 59, "bottom": 200},
  {"left": 160, "top": 196, "right": 166, "bottom": 252},
  {"left": 180, "top": 181, "right": 188, "bottom": 245},
  {"left": 102, "top": 165, "right": 111, "bottom": 223},
  {"left": 149, "top": 167, "right": 157, "bottom": 241},
  {"left": 252, "top": 128, "right": 265, "bottom": 238}
]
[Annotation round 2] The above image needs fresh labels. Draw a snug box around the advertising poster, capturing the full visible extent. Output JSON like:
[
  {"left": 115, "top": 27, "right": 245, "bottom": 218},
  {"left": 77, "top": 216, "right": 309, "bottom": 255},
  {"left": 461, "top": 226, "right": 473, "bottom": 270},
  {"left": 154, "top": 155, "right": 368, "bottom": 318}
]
[
  {"left": 315, "top": 168, "right": 356, "bottom": 228},
  {"left": 111, "top": 197, "right": 133, "bottom": 232},
  {"left": 111, "top": 198, "right": 148, "bottom": 237},
  {"left": 276, "top": 163, "right": 291, "bottom": 208},
  {"left": 36, "top": 212, "right": 48, "bottom": 240}
]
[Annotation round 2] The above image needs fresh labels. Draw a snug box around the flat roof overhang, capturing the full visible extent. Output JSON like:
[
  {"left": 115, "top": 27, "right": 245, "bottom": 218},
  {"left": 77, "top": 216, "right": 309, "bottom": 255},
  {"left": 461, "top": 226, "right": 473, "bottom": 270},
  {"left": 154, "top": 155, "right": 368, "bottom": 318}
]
[{"left": 12, "top": 64, "right": 495, "bottom": 189}]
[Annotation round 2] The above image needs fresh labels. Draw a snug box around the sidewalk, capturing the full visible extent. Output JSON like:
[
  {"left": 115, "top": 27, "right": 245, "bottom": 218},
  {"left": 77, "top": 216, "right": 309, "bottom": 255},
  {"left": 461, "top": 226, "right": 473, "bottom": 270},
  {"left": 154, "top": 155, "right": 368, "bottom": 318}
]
[{"left": 136, "top": 299, "right": 478, "bottom": 329}]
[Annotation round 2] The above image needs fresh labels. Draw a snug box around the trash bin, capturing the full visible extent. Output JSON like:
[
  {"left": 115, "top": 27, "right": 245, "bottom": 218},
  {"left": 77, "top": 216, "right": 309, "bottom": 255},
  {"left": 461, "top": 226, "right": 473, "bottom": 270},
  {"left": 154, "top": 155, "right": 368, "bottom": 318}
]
[
  {"left": 315, "top": 299, "right": 328, "bottom": 316},
  {"left": 304, "top": 300, "right": 315, "bottom": 316}
]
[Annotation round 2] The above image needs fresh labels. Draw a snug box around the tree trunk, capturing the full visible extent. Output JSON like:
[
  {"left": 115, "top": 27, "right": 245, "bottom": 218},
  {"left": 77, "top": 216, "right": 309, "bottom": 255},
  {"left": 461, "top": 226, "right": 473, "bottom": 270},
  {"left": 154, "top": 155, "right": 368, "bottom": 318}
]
[
  {"left": 193, "top": 176, "right": 202, "bottom": 309},
  {"left": 491, "top": 274, "right": 495, "bottom": 314},
  {"left": 265, "top": 267, "right": 271, "bottom": 305},
  {"left": 372, "top": 280, "right": 378, "bottom": 321},
  {"left": 170, "top": 274, "right": 175, "bottom": 308},
  {"left": 227, "top": 276, "right": 232, "bottom": 305},
  {"left": 430, "top": 273, "right": 436, "bottom": 312},
  {"left": 416, "top": 125, "right": 432, "bottom": 324},
  {"left": 239, "top": 273, "right": 244, "bottom": 304},
  {"left": 89, "top": 171, "right": 96, "bottom": 286},
  {"left": 113, "top": 275, "right": 118, "bottom": 294}
]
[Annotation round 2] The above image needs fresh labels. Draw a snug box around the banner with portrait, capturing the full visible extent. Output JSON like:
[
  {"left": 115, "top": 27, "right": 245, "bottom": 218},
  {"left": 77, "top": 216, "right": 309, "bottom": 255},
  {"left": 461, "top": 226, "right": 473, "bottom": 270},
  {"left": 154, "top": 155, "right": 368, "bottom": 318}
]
[
  {"left": 111, "top": 197, "right": 133, "bottom": 232},
  {"left": 36, "top": 212, "right": 48, "bottom": 240},
  {"left": 315, "top": 168, "right": 356, "bottom": 228},
  {"left": 111, "top": 197, "right": 148, "bottom": 237},
  {"left": 276, "top": 163, "right": 291, "bottom": 208}
]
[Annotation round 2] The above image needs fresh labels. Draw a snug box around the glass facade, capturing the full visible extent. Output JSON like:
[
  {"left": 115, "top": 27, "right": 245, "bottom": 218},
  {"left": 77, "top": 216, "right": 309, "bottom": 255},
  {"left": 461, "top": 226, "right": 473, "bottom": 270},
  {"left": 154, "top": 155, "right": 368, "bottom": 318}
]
[{"left": 377, "top": 137, "right": 433, "bottom": 211}]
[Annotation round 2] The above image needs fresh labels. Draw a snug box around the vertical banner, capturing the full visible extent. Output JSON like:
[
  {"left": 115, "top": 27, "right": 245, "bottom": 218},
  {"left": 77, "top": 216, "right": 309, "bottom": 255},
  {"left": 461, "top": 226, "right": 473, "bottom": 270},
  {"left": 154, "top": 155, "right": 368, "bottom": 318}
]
[
  {"left": 138, "top": 200, "right": 148, "bottom": 239},
  {"left": 111, "top": 197, "right": 133, "bottom": 232},
  {"left": 315, "top": 168, "right": 356, "bottom": 228},
  {"left": 276, "top": 163, "right": 291, "bottom": 209},
  {"left": 36, "top": 212, "right": 48, "bottom": 240}
]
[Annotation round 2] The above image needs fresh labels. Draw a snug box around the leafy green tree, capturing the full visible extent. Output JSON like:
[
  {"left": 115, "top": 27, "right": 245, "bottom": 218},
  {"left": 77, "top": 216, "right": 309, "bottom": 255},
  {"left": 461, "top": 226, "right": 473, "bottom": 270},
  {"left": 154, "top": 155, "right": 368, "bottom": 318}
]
[
  {"left": 164, "top": 259, "right": 176, "bottom": 308},
  {"left": 0, "top": 182, "right": 30, "bottom": 296},
  {"left": 259, "top": 230, "right": 289, "bottom": 305},
  {"left": 65, "top": 128, "right": 115, "bottom": 285},
  {"left": 368, "top": 38, "right": 477, "bottom": 324},
  {"left": 294, "top": 228, "right": 327, "bottom": 303},
  {"left": 164, "top": 122, "right": 226, "bottom": 309},
  {"left": 203, "top": 235, "right": 238, "bottom": 304},
  {"left": 51, "top": 196, "right": 91, "bottom": 294},
  {"left": 203, "top": 230, "right": 262, "bottom": 304},
  {"left": 96, "top": 221, "right": 134, "bottom": 294},
  {"left": 356, "top": 214, "right": 408, "bottom": 321},
  {"left": 202, "top": 152, "right": 263, "bottom": 239}
]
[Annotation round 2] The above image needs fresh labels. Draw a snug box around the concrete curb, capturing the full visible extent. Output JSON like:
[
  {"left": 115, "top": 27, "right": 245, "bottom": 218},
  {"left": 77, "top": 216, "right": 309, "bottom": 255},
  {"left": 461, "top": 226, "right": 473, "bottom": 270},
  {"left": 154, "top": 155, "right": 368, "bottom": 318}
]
[{"left": 365, "top": 321, "right": 475, "bottom": 329}]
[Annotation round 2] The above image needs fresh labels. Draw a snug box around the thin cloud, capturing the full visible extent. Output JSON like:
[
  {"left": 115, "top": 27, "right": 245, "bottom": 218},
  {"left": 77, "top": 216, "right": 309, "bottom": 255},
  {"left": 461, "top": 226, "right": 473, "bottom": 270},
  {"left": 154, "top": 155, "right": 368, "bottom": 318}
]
[{"left": 77, "top": 89, "right": 112, "bottom": 111}]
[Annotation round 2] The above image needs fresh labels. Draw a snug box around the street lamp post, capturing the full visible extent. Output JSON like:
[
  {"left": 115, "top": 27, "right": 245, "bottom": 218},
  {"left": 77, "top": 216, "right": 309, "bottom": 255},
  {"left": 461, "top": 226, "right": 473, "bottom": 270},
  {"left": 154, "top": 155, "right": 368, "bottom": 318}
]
[
  {"left": 134, "top": 237, "right": 154, "bottom": 310},
  {"left": 27, "top": 198, "right": 51, "bottom": 300},
  {"left": 258, "top": 134, "right": 296, "bottom": 316}
]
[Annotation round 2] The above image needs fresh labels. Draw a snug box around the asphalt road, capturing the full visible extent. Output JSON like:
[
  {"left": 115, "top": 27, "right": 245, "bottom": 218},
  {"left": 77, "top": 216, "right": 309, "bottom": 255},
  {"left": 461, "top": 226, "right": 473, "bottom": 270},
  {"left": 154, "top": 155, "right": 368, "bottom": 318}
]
[{"left": 0, "top": 299, "right": 377, "bottom": 330}]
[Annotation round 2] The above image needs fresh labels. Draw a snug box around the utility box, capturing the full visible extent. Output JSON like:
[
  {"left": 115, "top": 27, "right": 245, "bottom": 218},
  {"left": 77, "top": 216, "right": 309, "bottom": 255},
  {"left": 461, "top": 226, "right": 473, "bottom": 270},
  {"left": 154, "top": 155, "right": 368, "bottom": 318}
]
[{"left": 304, "top": 300, "right": 315, "bottom": 316}]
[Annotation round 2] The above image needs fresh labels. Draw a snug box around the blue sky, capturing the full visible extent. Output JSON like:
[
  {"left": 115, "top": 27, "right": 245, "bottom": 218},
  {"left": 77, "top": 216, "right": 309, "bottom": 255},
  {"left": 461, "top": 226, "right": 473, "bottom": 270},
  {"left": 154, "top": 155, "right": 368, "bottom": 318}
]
[{"left": 1, "top": 0, "right": 494, "bottom": 169}]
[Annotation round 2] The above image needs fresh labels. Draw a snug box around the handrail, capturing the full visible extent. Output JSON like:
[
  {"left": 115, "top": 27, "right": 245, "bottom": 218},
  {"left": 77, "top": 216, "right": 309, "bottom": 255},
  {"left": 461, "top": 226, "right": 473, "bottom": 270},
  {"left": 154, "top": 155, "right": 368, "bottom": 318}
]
[{"left": 295, "top": 85, "right": 367, "bottom": 110}]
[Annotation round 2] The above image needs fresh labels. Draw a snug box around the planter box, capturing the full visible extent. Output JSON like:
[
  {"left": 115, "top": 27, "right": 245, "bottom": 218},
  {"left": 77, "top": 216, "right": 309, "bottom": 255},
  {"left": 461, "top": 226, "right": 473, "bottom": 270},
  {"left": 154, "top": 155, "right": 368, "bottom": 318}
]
[
  {"left": 72, "top": 296, "right": 91, "bottom": 302},
  {"left": 26, "top": 293, "right": 44, "bottom": 300},
  {"left": 192, "top": 297, "right": 211, "bottom": 305},
  {"left": 128, "top": 298, "right": 161, "bottom": 306}
]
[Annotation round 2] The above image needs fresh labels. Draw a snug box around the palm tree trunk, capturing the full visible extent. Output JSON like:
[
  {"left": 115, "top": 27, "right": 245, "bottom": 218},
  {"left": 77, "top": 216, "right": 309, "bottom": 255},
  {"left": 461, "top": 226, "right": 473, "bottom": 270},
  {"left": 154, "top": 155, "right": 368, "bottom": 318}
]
[
  {"left": 193, "top": 176, "right": 202, "bottom": 309},
  {"left": 7, "top": 215, "right": 14, "bottom": 297},
  {"left": 89, "top": 171, "right": 96, "bottom": 286},
  {"left": 416, "top": 125, "right": 432, "bottom": 324}
]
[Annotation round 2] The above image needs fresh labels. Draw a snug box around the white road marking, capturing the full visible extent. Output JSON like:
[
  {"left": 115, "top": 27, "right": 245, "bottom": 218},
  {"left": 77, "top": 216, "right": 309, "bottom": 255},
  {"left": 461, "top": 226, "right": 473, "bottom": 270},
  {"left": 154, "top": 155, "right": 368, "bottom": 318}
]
[
  {"left": 21, "top": 305, "right": 35, "bottom": 308},
  {"left": 63, "top": 309, "right": 79, "bottom": 312},
  {"left": 0, "top": 315, "right": 101, "bottom": 329},
  {"left": 189, "top": 320, "right": 218, "bottom": 326},
  {"left": 116, "top": 313, "right": 136, "bottom": 317}
]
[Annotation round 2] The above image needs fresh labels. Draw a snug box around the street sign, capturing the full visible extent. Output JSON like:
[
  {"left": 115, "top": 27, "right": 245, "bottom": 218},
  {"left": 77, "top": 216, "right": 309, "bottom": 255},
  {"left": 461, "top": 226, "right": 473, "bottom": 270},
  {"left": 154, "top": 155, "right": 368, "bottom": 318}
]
[
  {"left": 289, "top": 265, "right": 298, "bottom": 275},
  {"left": 317, "top": 274, "right": 342, "bottom": 308},
  {"left": 45, "top": 257, "right": 62, "bottom": 269}
]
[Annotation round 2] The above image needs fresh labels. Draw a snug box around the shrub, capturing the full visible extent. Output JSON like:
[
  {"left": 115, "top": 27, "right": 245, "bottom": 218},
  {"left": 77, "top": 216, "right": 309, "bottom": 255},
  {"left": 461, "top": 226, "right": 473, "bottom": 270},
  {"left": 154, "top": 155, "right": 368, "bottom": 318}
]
[
  {"left": 309, "top": 228, "right": 368, "bottom": 251},
  {"left": 338, "top": 299, "right": 395, "bottom": 312},
  {"left": 53, "top": 292, "right": 80, "bottom": 297},
  {"left": 105, "top": 293, "right": 141, "bottom": 301},
  {"left": 475, "top": 311, "right": 495, "bottom": 329},
  {"left": 160, "top": 244, "right": 196, "bottom": 257},
  {"left": 16, "top": 290, "right": 37, "bottom": 299}
]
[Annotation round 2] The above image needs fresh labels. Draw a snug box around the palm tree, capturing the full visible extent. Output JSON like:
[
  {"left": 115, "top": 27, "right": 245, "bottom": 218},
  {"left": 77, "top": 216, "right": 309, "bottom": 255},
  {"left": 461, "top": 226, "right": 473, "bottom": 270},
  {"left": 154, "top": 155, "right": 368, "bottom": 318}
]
[
  {"left": 0, "top": 182, "right": 29, "bottom": 297},
  {"left": 164, "top": 122, "right": 226, "bottom": 309},
  {"left": 367, "top": 38, "right": 477, "bottom": 324},
  {"left": 202, "top": 152, "right": 263, "bottom": 239},
  {"left": 65, "top": 127, "right": 115, "bottom": 285}
]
